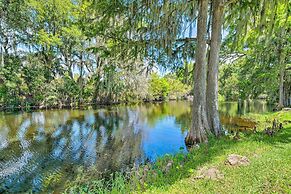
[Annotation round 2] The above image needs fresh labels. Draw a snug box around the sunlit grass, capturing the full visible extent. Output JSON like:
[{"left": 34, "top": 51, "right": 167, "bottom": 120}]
[
  {"left": 143, "top": 127, "right": 291, "bottom": 193},
  {"left": 243, "top": 110, "right": 291, "bottom": 130}
]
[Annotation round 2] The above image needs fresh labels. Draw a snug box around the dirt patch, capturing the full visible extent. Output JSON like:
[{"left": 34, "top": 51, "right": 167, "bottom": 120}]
[
  {"left": 163, "top": 160, "right": 174, "bottom": 173},
  {"left": 194, "top": 167, "right": 224, "bottom": 180},
  {"left": 282, "top": 108, "right": 291, "bottom": 111},
  {"left": 225, "top": 154, "right": 250, "bottom": 166}
]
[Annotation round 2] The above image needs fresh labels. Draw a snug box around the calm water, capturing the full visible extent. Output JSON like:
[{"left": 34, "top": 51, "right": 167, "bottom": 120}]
[{"left": 0, "top": 100, "right": 272, "bottom": 192}]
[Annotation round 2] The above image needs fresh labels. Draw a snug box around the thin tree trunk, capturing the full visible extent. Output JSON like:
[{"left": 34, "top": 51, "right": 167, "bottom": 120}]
[
  {"left": 278, "top": 65, "right": 285, "bottom": 108},
  {"left": 184, "top": 61, "right": 189, "bottom": 84},
  {"left": 1, "top": 45, "right": 4, "bottom": 67},
  {"left": 206, "top": 0, "right": 224, "bottom": 136},
  {"left": 278, "top": 42, "right": 286, "bottom": 108},
  {"left": 200, "top": 0, "right": 210, "bottom": 134},
  {"left": 285, "top": 78, "right": 291, "bottom": 107},
  {"left": 79, "top": 52, "right": 84, "bottom": 106},
  {"left": 277, "top": 12, "right": 288, "bottom": 108},
  {"left": 185, "top": 0, "right": 209, "bottom": 146}
]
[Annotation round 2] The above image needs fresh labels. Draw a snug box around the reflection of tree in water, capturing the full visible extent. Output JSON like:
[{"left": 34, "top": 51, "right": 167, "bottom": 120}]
[
  {"left": 220, "top": 100, "right": 273, "bottom": 117},
  {"left": 175, "top": 110, "right": 192, "bottom": 134},
  {"left": 136, "top": 101, "right": 192, "bottom": 134},
  {"left": 219, "top": 102, "right": 238, "bottom": 116},
  {"left": 0, "top": 108, "right": 143, "bottom": 193},
  {"left": 174, "top": 102, "right": 261, "bottom": 134},
  {"left": 91, "top": 108, "right": 144, "bottom": 176},
  {"left": 136, "top": 102, "right": 195, "bottom": 134},
  {"left": 140, "top": 101, "right": 191, "bottom": 127}
]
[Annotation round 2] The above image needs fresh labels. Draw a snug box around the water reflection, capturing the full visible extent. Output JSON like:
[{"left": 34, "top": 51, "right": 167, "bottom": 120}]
[
  {"left": 220, "top": 100, "right": 272, "bottom": 116},
  {"left": 0, "top": 100, "right": 271, "bottom": 192}
]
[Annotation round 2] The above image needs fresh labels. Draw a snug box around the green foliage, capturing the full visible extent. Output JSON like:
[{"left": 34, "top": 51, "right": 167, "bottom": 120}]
[
  {"left": 0, "top": 0, "right": 194, "bottom": 110},
  {"left": 220, "top": 0, "right": 290, "bottom": 103},
  {"left": 165, "top": 74, "right": 192, "bottom": 100},
  {"left": 149, "top": 73, "right": 170, "bottom": 100},
  {"left": 219, "top": 63, "right": 240, "bottom": 101},
  {"left": 0, "top": 57, "right": 26, "bottom": 107},
  {"left": 148, "top": 73, "right": 190, "bottom": 101},
  {"left": 64, "top": 172, "right": 130, "bottom": 194}
]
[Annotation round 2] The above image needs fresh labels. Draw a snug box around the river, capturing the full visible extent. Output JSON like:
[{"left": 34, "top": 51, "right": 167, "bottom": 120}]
[{"left": 0, "top": 100, "right": 272, "bottom": 192}]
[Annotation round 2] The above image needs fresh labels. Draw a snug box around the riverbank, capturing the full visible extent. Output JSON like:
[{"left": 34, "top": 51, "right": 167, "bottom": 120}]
[
  {"left": 0, "top": 98, "right": 186, "bottom": 112},
  {"left": 64, "top": 111, "right": 291, "bottom": 193}
]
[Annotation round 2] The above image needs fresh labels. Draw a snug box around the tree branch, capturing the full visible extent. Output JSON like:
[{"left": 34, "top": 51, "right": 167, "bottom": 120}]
[
  {"left": 223, "top": 0, "right": 238, "bottom": 7},
  {"left": 174, "top": 37, "right": 211, "bottom": 44}
]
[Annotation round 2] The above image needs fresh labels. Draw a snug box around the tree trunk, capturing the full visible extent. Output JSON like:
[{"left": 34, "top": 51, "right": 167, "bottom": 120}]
[
  {"left": 284, "top": 77, "right": 291, "bottom": 107},
  {"left": 78, "top": 51, "right": 84, "bottom": 106},
  {"left": 1, "top": 45, "right": 4, "bottom": 67},
  {"left": 277, "top": 15, "right": 288, "bottom": 108},
  {"left": 184, "top": 61, "right": 189, "bottom": 85},
  {"left": 185, "top": 0, "right": 209, "bottom": 146},
  {"left": 206, "top": 0, "right": 224, "bottom": 136},
  {"left": 278, "top": 65, "right": 285, "bottom": 108}
]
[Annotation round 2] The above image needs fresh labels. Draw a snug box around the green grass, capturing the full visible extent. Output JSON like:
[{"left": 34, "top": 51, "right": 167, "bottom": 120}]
[
  {"left": 142, "top": 130, "right": 291, "bottom": 194},
  {"left": 242, "top": 110, "right": 291, "bottom": 130},
  {"left": 65, "top": 111, "right": 291, "bottom": 194}
]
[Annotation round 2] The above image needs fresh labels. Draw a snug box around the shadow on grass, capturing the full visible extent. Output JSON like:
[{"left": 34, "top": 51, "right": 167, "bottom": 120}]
[{"left": 248, "top": 126, "right": 291, "bottom": 144}]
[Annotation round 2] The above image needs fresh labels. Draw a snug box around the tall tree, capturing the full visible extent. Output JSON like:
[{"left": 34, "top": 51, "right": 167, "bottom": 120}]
[
  {"left": 185, "top": 0, "right": 209, "bottom": 145},
  {"left": 206, "top": 0, "right": 224, "bottom": 136}
]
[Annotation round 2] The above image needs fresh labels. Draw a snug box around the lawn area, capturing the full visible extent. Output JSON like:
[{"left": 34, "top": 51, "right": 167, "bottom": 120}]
[
  {"left": 141, "top": 111, "right": 291, "bottom": 194},
  {"left": 65, "top": 111, "right": 291, "bottom": 194}
]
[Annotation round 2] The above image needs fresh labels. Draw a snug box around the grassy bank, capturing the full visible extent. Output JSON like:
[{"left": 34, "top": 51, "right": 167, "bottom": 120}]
[{"left": 65, "top": 111, "right": 291, "bottom": 194}]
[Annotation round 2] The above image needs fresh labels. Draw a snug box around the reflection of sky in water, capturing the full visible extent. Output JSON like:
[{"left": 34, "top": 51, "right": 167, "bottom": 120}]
[
  {"left": 52, "top": 137, "right": 67, "bottom": 159},
  {"left": 70, "top": 121, "right": 82, "bottom": 161},
  {"left": 99, "top": 126, "right": 108, "bottom": 147},
  {"left": 84, "top": 130, "right": 97, "bottom": 166},
  {"left": 17, "top": 119, "right": 31, "bottom": 149},
  {"left": 0, "top": 150, "right": 33, "bottom": 179},
  {"left": 85, "top": 112, "right": 95, "bottom": 125},
  {"left": 0, "top": 127, "right": 9, "bottom": 149},
  {"left": 142, "top": 116, "right": 187, "bottom": 162}
]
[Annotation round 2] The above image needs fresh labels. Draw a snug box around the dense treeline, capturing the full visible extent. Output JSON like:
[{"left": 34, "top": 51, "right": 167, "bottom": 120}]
[{"left": 0, "top": 0, "right": 191, "bottom": 110}]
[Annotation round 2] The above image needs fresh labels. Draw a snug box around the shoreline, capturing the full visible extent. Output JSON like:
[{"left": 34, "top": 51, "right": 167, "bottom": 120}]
[
  {"left": 0, "top": 98, "right": 181, "bottom": 113},
  {"left": 0, "top": 98, "right": 280, "bottom": 113}
]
